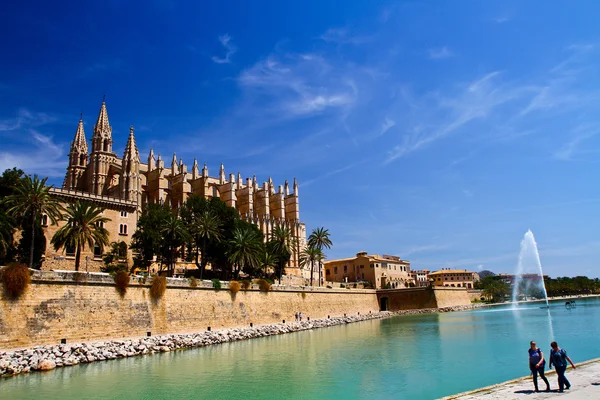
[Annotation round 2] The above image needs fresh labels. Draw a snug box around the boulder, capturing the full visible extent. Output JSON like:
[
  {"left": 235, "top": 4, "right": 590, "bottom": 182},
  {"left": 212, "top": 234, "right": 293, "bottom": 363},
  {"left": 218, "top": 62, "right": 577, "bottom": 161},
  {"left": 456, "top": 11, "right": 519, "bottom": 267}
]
[{"left": 38, "top": 360, "right": 56, "bottom": 371}]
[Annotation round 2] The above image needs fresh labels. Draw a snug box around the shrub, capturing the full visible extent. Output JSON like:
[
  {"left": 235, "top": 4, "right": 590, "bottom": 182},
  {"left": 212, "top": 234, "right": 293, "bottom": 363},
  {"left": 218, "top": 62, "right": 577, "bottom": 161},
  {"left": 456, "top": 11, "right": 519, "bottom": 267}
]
[
  {"left": 1, "top": 263, "right": 31, "bottom": 299},
  {"left": 241, "top": 280, "right": 251, "bottom": 290},
  {"left": 212, "top": 279, "right": 221, "bottom": 289},
  {"left": 150, "top": 276, "right": 167, "bottom": 300},
  {"left": 73, "top": 272, "right": 87, "bottom": 283},
  {"left": 114, "top": 271, "right": 130, "bottom": 296},
  {"left": 257, "top": 279, "right": 271, "bottom": 292},
  {"left": 301, "top": 291, "right": 307, "bottom": 299},
  {"left": 229, "top": 280, "right": 241, "bottom": 294},
  {"left": 189, "top": 276, "right": 198, "bottom": 288},
  {"left": 340, "top": 284, "right": 345, "bottom": 288}
]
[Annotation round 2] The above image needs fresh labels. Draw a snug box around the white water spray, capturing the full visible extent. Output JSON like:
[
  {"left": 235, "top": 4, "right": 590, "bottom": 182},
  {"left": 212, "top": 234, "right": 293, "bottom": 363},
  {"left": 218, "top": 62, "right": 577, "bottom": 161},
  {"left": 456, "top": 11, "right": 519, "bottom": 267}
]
[{"left": 513, "top": 230, "right": 554, "bottom": 339}]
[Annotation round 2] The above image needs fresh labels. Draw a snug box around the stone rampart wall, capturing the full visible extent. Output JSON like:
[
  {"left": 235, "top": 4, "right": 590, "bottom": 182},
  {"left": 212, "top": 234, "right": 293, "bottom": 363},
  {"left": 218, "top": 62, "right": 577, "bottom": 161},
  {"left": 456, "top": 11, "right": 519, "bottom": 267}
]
[
  {"left": 0, "top": 273, "right": 379, "bottom": 350},
  {"left": 376, "top": 287, "right": 473, "bottom": 311}
]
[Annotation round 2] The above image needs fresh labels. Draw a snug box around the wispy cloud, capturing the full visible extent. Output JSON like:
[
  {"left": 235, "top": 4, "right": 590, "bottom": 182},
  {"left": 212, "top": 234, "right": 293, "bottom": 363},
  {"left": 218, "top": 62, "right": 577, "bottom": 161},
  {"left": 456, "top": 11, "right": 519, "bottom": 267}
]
[
  {"left": 494, "top": 17, "right": 510, "bottom": 24},
  {"left": 319, "top": 28, "right": 372, "bottom": 45},
  {"left": 211, "top": 34, "right": 237, "bottom": 64},
  {"left": 428, "top": 46, "right": 454, "bottom": 60},
  {"left": 400, "top": 244, "right": 451, "bottom": 257},
  {"left": 554, "top": 124, "right": 600, "bottom": 161},
  {"left": 0, "top": 129, "right": 66, "bottom": 178}
]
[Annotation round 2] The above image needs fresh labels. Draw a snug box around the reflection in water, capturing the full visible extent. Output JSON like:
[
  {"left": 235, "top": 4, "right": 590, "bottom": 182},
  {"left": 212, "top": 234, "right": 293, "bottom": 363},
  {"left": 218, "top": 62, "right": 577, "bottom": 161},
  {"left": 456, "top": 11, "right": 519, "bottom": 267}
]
[{"left": 2, "top": 298, "right": 600, "bottom": 400}]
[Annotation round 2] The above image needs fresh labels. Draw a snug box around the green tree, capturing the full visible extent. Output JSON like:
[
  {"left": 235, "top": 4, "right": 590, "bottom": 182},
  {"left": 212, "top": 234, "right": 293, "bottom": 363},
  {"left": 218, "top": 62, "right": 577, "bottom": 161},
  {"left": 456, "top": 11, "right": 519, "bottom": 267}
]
[
  {"left": 260, "top": 244, "right": 279, "bottom": 278},
  {"left": 102, "top": 241, "right": 128, "bottom": 273},
  {"left": 130, "top": 203, "right": 172, "bottom": 273},
  {"left": 268, "top": 224, "right": 295, "bottom": 284},
  {"left": 227, "top": 224, "right": 262, "bottom": 280},
  {"left": 299, "top": 244, "right": 322, "bottom": 287},
  {"left": 3, "top": 175, "right": 62, "bottom": 268},
  {"left": 51, "top": 201, "right": 110, "bottom": 271},
  {"left": 0, "top": 209, "right": 14, "bottom": 259},
  {"left": 307, "top": 227, "right": 332, "bottom": 287},
  {"left": 159, "top": 211, "right": 191, "bottom": 276},
  {"left": 180, "top": 196, "right": 223, "bottom": 278}
]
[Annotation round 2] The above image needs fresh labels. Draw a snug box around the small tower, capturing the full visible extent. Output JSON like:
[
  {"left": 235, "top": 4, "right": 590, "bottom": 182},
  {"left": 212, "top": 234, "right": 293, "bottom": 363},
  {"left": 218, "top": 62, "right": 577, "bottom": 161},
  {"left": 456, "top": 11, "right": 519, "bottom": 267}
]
[
  {"left": 148, "top": 148, "right": 156, "bottom": 171},
  {"left": 63, "top": 114, "right": 89, "bottom": 190},
  {"left": 219, "top": 163, "right": 225, "bottom": 184},
  {"left": 88, "top": 99, "right": 116, "bottom": 195},
  {"left": 120, "top": 126, "right": 141, "bottom": 203}
]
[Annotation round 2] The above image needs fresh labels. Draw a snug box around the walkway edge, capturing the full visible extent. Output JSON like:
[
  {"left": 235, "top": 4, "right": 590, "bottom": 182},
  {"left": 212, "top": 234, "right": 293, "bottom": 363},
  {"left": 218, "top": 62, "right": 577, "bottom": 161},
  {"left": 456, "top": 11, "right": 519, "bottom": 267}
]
[{"left": 440, "top": 357, "right": 600, "bottom": 399}]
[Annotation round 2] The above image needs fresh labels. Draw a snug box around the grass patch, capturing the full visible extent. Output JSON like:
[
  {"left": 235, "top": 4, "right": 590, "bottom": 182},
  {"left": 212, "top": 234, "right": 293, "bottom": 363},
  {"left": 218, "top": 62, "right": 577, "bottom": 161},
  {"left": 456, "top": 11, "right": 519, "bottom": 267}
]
[
  {"left": 150, "top": 276, "right": 167, "bottom": 300},
  {"left": 212, "top": 279, "right": 221, "bottom": 289},
  {"left": 229, "top": 280, "right": 241, "bottom": 294},
  {"left": 189, "top": 276, "right": 198, "bottom": 288},
  {"left": 257, "top": 279, "right": 271, "bottom": 292},
  {"left": 114, "top": 271, "right": 130, "bottom": 296},
  {"left": 1, "top": 263, "right": 31, "bottom": 299}
]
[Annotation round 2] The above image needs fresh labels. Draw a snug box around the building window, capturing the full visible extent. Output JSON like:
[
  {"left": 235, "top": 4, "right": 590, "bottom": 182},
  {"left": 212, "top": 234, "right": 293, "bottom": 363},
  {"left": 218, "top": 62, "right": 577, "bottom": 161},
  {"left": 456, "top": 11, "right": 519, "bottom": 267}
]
[
  {"left": 370, "top": 263, "right": 373, "bottom": 268},
  {"left": 41, "top": 214, "right": 48, "bottom": 227},
  {"left": 334, "top": 267, "right": 338, "bottom": 274},
  {"left": 120, "top": 211, "right": 128, "bottom": 217},
  {"left": 326, "top": 269, "right": 330, "bottom": 276},
  {"left": 119, "top": 224, "right": 128, "bottom": 235},
  {"left": 360, "top": 265, "right": 364, "bottom": 269},
  {"left": 96, "top": 221, "right": 104, "bottom": 229},
  {"left": 344, "top": 265, "right": 347, "bottom": 272},
  {"left": 94, "top": 244, "right": 103, "bottom": 258},
  {"left": 65, "top": 243, "right": 75, "bottom": 256}
]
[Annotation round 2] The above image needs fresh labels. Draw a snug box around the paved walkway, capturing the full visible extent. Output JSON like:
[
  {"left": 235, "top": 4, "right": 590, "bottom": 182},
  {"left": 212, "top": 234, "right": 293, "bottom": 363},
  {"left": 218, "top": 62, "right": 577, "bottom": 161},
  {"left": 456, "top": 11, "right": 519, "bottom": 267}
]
[{"left": 443, "top": 359, "right": 600, "bottom": 400}]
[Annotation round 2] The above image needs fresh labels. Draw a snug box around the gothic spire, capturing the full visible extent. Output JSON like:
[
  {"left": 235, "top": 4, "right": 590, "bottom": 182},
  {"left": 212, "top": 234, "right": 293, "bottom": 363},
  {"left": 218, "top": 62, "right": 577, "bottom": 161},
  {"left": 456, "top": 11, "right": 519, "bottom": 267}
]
[
  {"left": 94, "top": 99, "right": 112, "bottom": 138},
  {"left": 122, "top": 126, "right": 140, "bottom": 162},
  {"left": 71, "top": 115, "right": 88, "bottom": 154}
]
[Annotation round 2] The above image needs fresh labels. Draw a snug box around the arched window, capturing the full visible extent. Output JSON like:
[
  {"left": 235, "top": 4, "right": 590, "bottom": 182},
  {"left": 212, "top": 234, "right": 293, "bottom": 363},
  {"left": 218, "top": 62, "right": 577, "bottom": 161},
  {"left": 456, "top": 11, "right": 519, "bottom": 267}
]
[
  {"left": 119, "top": 224, "right": 128, "bottom": 235},
  {"left": 79, "top": 155, "right": 85, "bottom": 165},
  {"left": 41, "top": 214, "right": 48, "bottom": 226},
  {"left": 65, "top": 243, "right": 75, "bottom": 256},
  {"left": 103, "top": 139, "right": 109, "bottom": 152},
  {"left": 96, "top": 221, "right": 104, "bottom": 229}
]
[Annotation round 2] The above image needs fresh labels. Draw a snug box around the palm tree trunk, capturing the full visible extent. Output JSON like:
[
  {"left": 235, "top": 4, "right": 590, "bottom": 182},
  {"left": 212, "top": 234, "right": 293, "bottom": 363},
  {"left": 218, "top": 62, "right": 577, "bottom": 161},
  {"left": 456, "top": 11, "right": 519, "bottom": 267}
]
[
  {"left": 29, "top": 215, "right": 35, "bottom": 269},
  {"left": 75, "top": 243, "right": 81, "bottom": 272},
  {"left": 200, "top": 239, "right": 207, "bottom": 279},
  {"left": 310, "top": 260, "right": 314, "bottom": 286},
  {"left": 278, "top": 260, "right": 283, "bottom": 284}
]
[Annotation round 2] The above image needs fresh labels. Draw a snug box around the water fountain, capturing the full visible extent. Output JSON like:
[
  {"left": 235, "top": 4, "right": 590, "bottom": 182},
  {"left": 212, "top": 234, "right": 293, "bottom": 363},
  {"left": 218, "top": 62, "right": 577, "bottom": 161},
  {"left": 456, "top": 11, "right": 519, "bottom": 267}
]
[{"left": 513, "top": 229, "right": 554, "bottom": 338}]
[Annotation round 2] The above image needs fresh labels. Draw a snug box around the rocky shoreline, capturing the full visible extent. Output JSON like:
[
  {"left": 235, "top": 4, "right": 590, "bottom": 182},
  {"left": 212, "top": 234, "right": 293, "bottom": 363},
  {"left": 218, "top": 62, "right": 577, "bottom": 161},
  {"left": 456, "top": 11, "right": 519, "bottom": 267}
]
[{"left": 0, "top": 304, "right": 478, "bottom": 378}]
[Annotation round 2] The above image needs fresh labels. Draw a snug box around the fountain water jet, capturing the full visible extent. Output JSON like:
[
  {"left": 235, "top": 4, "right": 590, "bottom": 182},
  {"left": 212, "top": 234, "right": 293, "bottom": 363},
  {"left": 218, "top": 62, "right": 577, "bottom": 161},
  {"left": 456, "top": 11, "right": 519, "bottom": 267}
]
[{"left": 513, "top": 230, "right": 554, "bottom": 339}]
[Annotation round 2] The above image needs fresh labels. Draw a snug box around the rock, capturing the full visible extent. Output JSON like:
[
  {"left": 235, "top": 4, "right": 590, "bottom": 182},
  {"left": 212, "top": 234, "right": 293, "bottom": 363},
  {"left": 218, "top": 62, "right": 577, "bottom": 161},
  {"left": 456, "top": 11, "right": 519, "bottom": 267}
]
[{"left": 38, "top": 360, "right": 56, "bottom": 371}]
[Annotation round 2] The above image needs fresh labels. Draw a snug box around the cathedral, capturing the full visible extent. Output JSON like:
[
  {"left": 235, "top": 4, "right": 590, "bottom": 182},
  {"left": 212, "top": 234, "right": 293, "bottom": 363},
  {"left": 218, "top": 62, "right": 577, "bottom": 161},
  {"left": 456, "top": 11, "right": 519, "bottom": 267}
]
[{"left": 43, "top": 100, "right": 307, "bottom": 277}]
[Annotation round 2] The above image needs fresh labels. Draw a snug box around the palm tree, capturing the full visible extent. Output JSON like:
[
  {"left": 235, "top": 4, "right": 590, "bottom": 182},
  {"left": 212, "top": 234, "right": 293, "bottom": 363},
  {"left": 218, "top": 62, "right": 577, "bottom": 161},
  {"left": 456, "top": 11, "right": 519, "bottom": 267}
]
[
  {"left": 4, "top": 175, "right": 62, "bottom": 268},
  {"left": 299, "top": 244, "right": 321, "bottom": 286},
  {"left": 269, "top": 224, "right": 296, "bottom": 284},
  {"left": 51, "top": 201, "right": 110, "bottom": 271},
  {"left": 260, "top": 244, "right": 279, "bottom": 278},
  {"left": 307, "top": 227, "right": 333, "bottom": 286},
  {"left": 227, "top": 226, "right": 262, "bottom": 280},
  {"left": 160, "top": 211, "right": 191, "bottom": 276},
  {"left": 189, "top": 210, "right": 222, "bottom": 279}
]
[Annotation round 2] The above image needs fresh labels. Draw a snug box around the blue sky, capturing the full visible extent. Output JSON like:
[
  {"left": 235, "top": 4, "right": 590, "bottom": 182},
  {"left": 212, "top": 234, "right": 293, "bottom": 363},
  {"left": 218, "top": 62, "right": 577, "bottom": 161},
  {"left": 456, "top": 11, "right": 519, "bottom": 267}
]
[{"left": 2, "top": 1, "right": 600, "bottom": 278}]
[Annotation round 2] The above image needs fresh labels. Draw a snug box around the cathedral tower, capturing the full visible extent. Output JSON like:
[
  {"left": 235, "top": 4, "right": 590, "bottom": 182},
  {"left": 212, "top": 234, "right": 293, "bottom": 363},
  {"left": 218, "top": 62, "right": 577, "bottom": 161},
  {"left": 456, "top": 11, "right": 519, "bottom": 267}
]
[
  {"left": 120, "top": 126, "right": 141, "bottom": 205},
  {"left": 88, "top": 99, "right": 117, "bottom": 195},
  {"left": 63, "top": 115, "right": 89, "bottom": 190}
]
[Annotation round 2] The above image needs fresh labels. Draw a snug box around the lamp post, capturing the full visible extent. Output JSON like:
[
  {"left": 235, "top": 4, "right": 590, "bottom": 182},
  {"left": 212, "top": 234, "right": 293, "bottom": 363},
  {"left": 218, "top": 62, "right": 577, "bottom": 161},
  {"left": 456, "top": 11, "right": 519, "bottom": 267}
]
[{"left": 85, "top": 256, "right": 90, "bottom": 274}]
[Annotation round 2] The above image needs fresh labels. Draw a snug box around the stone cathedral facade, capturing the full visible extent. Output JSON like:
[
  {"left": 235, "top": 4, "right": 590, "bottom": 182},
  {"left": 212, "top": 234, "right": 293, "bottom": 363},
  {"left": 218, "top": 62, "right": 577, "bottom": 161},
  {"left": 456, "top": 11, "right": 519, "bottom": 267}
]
[{"left": 43, "top": 100, "right": 308, "bottom": 277}]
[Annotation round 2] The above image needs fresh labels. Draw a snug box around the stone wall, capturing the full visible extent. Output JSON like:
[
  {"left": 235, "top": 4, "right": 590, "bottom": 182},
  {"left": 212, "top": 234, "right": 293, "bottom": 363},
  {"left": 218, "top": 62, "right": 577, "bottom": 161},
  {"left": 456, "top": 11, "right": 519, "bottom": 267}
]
[
  {"left": 376, "top": 287, "right": 473, "bottom": 311},
  {"left": 0, "top": 272, "right": 379, "bottom": 350}
]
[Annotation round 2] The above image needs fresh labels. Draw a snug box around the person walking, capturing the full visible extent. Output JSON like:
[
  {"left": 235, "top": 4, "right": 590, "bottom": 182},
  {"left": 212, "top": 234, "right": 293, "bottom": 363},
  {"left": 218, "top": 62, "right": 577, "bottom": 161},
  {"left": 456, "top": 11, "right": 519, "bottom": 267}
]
[
  {"left": 528, "top": 341, "right": 550, "bottom": 392},
  {"left": 549, "top": 341, "right": 576, "bottom": 392}
]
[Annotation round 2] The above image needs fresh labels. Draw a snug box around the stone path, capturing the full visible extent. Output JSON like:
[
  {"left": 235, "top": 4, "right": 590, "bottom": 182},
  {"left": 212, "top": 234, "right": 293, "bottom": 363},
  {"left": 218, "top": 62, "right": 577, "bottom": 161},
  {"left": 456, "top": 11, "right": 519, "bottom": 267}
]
[{"left": 443, "top": 359, "right": 600, "bottom": 399}]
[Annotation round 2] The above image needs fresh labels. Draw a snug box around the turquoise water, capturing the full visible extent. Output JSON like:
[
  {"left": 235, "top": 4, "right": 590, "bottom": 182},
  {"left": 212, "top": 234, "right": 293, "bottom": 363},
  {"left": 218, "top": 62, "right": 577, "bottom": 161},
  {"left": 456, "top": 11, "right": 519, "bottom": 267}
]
[{"left": 2, "top": 297, "right": 600, "bottom": 399}]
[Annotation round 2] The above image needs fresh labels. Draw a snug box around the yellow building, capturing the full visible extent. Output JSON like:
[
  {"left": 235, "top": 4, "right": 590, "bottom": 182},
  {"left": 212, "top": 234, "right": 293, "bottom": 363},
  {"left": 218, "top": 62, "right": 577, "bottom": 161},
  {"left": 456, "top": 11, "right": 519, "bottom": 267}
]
[
  {"left": 428, "top": 269, "right": 475, "bottom": 289},
  {"left": 41, "top": 99, "right": 308, "bottom": 275},
  {"left": 324, "top": 252, "right": 413, "bottom": 289}
]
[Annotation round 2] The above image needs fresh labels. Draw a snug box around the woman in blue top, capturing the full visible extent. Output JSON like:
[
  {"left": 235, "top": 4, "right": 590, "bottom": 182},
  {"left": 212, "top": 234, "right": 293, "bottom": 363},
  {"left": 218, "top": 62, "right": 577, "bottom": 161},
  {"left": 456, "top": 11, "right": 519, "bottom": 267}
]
[
  {"left": 528, "top": 341, "right": 550, "bottom": 392},
  {"left": 549, "top": 341, "right": 576, "bottom": 392}
]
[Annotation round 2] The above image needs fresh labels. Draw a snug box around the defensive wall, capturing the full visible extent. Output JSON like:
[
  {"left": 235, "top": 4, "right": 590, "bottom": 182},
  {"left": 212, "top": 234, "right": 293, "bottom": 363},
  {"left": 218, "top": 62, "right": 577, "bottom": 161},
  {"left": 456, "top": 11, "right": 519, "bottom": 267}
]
[{"left": 0, "top": 271, "right": 473, "bottom": 350}]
